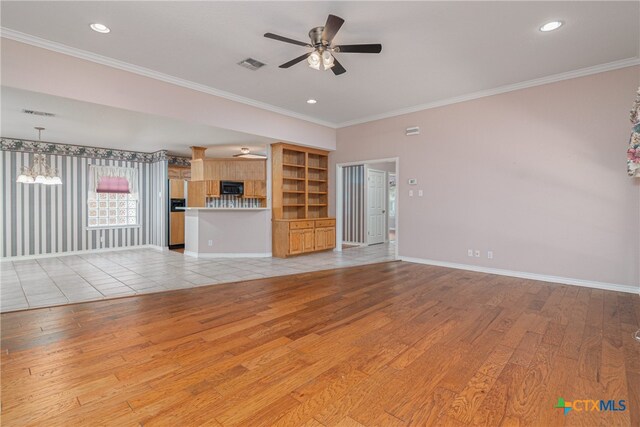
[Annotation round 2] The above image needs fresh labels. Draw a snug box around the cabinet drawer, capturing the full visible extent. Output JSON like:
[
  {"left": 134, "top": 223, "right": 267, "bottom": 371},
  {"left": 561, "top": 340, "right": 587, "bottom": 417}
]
[
  {"left": 315, "top": 219, "right": 336, "bottom": 228},
  {"left": 289, "top": 220, "right": 314, "bottom": 230}
]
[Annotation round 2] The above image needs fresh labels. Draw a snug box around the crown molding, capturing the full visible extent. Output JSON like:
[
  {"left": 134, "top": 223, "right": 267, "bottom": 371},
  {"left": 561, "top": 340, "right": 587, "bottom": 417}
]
[
  {"left": 3, "top": 28, "right": 638, "bottom": 130},
  {"left": 337, "top": 57, "right": 640, "bottom": 128},
  {"left": 0, "top": 28, "right": 337, "bottom": 129}
]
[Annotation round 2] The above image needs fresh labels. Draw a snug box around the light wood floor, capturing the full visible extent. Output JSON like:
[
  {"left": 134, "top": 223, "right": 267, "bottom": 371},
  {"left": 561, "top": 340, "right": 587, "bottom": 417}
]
[{"left": 1, "top": 261, "right": 639, "bottom": 426}]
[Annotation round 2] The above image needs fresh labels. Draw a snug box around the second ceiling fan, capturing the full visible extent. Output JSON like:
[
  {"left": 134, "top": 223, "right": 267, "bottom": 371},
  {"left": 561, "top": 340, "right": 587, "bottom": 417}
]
[{"left": 264, "top": 14, "right": 382, "bottom": 76}]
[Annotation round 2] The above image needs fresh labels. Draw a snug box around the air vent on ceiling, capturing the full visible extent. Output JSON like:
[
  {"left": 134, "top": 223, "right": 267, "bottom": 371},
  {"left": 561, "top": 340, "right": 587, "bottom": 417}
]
[
  {"left": 238, "top": 58, "right": 266, "bottom": 71},
  {"left": 22, "top": 109, "right": 56, "bottom": 117}
]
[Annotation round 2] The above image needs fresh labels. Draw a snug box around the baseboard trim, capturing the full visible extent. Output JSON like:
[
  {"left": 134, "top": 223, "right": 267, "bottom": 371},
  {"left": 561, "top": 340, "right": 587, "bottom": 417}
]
[
  {"left": 0, "top": 244, "right": 167, "bottom": 262},
  {"left": 183, "top": 251, "right": 272, "bottom": 259},
  {"left": 399, "top": 256, "right": 639, "bottom": 295}
]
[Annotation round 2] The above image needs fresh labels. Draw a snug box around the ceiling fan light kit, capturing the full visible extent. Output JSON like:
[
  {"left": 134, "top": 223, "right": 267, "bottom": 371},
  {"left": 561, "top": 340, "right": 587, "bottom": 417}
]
[
  {"left": 264, "top": 14, "right": 382, "bottom": 76},
  {"left": 233, "top": 147, "right": 267, "bottom": 159}
]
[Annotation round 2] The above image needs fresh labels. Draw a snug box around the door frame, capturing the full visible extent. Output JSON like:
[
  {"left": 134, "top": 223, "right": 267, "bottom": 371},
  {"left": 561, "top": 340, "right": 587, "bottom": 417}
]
[{"left": 335, "top": 157, "right": 399, "bottom": 259}]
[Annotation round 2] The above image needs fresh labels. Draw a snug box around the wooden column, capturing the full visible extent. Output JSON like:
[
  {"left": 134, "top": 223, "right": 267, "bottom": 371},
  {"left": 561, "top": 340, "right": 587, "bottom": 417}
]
[{"left": 191, "top": 146, "right": 207, "bottom": 161}]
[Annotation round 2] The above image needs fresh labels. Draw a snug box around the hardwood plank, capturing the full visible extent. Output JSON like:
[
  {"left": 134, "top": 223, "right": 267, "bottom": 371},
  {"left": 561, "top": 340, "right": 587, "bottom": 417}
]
[{"left": 1, "top": 261, "right": 638, "bottom": 426}]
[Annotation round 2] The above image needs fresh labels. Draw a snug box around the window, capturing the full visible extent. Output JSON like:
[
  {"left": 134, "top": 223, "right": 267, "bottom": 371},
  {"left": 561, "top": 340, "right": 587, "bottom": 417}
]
[
  {"left": 88, "top": 192, "right": 138, "bottom": 227},
  {"left": 87, "top": 166, "right": 139, "bottom": 228}
]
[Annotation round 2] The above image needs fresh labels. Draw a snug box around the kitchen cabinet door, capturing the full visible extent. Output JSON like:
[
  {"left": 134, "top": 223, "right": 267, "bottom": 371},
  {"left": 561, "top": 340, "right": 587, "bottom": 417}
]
[
  {"left": 187, "top": 181, "right": 206, "bottom": 207},
  {"left": 253, "top": 180, "right": 267, "bottom": 198},
  {"left": 169, "top": 212, "right": 185, "bottom": 245},
  {"left": 244, "top": 180, "right": 255, "bottom": 197},
  {"left": 303, "top": 229, "right": 315, "bottom": 252},
  {"left": 289, "top": 229, "right": 304, "bottom": 255},
  {"left": 315, "top": 227, "right": 327, "bottom": 251},
  {"left": 325, "top": 227, "right": 336, "bottom": 249},
  {"left": 169, "top": 179, "right": 185, "bottom": 199},
  {"left": 206, "top": 180, "right": 220, "bottom": 197},
  {"left": 244, "top": 180, "right": 266, "bottom": 198},
  {"left": 315, "top": 227, "right": 336, "bottom": 251}
]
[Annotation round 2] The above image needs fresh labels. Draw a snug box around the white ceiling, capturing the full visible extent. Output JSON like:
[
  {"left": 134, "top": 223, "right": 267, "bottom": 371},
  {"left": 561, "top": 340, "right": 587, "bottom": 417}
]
[
  {"left": 1, "top": 87, "right": 272, "bottom": 157},
  {"left": 1, "top": 1, "right": 639, "bottom": 126}
]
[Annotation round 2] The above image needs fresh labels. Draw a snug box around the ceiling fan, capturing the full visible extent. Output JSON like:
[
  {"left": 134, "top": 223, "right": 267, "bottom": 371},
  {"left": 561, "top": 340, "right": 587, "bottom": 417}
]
[{"left": 264, "top": 14, "right": 382, "bottom": 76}]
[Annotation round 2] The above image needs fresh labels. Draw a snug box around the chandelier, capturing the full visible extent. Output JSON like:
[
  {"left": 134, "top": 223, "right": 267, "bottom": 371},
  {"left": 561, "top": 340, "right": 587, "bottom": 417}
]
[{"left": 16, "top": 127, "right": 62, "bottom": 185}]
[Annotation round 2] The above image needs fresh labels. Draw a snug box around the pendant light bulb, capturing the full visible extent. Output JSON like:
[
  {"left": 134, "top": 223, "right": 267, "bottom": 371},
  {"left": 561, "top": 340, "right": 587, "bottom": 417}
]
[
  {"left": 308, "top": 51, "right": 321, "bottom": 70},
  {"left": 322, "top": 50, "right": 334, "bottom": 70}
]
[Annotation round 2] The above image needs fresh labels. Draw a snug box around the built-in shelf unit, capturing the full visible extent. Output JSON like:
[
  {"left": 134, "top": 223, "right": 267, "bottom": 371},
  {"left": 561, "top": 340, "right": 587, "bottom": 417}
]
[{"left": 271, "top": 143, "right": 335, "bottom": 257}]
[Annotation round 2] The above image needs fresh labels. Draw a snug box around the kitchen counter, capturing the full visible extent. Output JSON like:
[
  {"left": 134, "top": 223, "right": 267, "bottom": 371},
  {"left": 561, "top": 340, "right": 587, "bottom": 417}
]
[{"left": 183, "top": 208, "right": 271, "bottom": 258}]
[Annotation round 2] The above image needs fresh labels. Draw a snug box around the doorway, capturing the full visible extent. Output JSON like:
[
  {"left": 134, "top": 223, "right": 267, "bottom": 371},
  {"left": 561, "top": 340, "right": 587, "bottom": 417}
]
[
  {"left": 336, "top": 158, "right": 399, "bottom": 258},
  {"left": 388, "top": 173, "right": 396, "bottom": 242}
]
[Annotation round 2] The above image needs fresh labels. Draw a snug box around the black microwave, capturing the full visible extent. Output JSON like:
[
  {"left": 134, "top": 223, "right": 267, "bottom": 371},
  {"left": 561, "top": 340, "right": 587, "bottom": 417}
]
[{"left": 220, "top": 181, "right": 244, "bottom": 195}]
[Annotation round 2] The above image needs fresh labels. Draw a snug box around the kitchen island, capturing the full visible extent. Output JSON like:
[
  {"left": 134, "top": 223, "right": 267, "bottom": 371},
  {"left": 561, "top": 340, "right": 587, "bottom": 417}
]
[{"left": 181, "top": 207, "right": 272, "bottom": 258}]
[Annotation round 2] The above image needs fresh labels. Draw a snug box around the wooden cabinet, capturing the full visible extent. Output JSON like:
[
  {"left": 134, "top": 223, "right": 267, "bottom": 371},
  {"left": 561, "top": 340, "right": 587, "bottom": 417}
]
[
  {"left": 315, "top": 227, "right": 336, "bottom": 251},
  {"left": 304, "top": 229, "right": 315, "bottom": 252},
  {"left": 191, "top": 159, "right": 266, "bottom": 182},
  {"left": 289, "top": 229, "right": 305, "bottom": 255},
  {"left": 168, "top": 166, "right": 191, "bottom": 180},
  {"left": 169, "top": 179, "right": 185, "bottom": 199},
  {"left": 187, "top": 180, "right": 220, "bottom": 207},
  {"left": 206, "top": 180, "right": 220, "bottom": 197},
  {"left": 243, "top": 180, "right": 266, "bottom": 198},
  {"left": 187, "top": 181, "right": 206, "bottom": 207},
  {"left": 271, "top": 142, "right": 333, "bottom": 258},
  {"left": 169, "top": 212, "right": 185, "bottom": 245},
  {"left": 273, "top": 218, "right": 335, "bottom": 257}
]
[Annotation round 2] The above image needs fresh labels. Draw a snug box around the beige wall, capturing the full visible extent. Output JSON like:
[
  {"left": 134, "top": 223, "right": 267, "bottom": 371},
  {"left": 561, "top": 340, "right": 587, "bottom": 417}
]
[
  {"left": 184, "top": 209, "right": 271, "bottom": 256},
  {"left": 332, "top": 66, "right": 640, "bottom": 289},
  {"left": 1, "top": 39, "right": 336, "bottom": 150}
]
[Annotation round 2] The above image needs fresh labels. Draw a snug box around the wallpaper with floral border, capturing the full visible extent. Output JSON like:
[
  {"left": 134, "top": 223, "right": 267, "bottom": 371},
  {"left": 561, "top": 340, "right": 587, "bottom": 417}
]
[
  {"left": 628, "top": 87, "right": 640, "bottom": 177},
  {"left": 166, "top": 155, "right": 191, "bottom": 167},
  {"left": 0, "top": 137, "right": 190, "bottom": 165}
]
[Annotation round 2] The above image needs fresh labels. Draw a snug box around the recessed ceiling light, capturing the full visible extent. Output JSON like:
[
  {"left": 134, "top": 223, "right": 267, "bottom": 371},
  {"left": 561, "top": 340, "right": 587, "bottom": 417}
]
[
  {"left": 539, "top": 21, "right": 563, "bottom": 32},
  {"left": 306, "top": 99, "right": 317, "bottom": 104},
  {"left": 90, "top": 23, "right": 110, "bottom": 34}
]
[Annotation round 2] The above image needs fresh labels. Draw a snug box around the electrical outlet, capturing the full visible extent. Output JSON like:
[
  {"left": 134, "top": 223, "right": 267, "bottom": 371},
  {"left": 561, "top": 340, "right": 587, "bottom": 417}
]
[
  {"left": 409, "top": 190, "right": 414, "bottom": 197},
  {"left": 467, "top": 249, "right": 473, "bottom": 257},
  {"left": 418, "top": 189, "right": 423, "bottom": 197},
  {"left": 208, "top": 240, "right": 213, "bottom": 246},
  {"left": 487, "top": 251, "right": 493, "bottom": 259},
  {"left": 474, "top": 250, "right": 481, "bottom": 257}
]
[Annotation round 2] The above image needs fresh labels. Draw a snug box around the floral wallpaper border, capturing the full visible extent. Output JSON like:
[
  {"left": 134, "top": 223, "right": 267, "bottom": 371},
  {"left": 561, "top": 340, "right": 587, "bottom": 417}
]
[
  {"left": 1, "top": 137, "right": 190, "bottom": 165},
  {"left": 166, "top": 155, "right": 191, "bottom": 167}
]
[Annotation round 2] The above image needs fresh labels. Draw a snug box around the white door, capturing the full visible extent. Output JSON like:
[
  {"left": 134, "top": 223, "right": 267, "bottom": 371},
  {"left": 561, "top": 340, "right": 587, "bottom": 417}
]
[{"left": 367, "top": 169, "right": 386, "bottom": 245}]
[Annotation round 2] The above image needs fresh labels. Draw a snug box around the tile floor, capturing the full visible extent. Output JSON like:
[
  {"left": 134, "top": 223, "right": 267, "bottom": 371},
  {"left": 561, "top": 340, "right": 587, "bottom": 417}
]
[{"left": 0, "top": 243, "right": 396, "bottom": 313}]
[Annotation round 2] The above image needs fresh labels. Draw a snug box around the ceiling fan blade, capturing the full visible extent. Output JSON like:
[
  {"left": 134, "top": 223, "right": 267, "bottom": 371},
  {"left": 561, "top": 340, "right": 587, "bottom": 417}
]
[
  {"left": 335, "top": 44, "right": 382, "bottom": 54},
  {"left": 322, "top": 14, "right": 345, "bottom": 43},
  {"left": 331, "top": 57, "right": 347, "bottom": 76},
  {"left": 264, "top": 32, "right": 311, "bottom": 47},
  {"left": 279, "top": 52, "right": 312, "bottom": 68}
]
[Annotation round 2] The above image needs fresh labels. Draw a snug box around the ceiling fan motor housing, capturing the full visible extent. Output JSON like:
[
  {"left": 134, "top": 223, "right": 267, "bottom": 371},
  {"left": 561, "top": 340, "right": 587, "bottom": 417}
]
[{"left": 309, "top": 26, "right": 327, "bottom": 48}]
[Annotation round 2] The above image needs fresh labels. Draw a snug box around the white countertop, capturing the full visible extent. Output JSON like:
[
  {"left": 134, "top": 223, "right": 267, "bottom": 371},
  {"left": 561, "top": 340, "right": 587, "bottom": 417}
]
[{"left": 178, "top": 207, "right": 269, "bottom": 211}]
